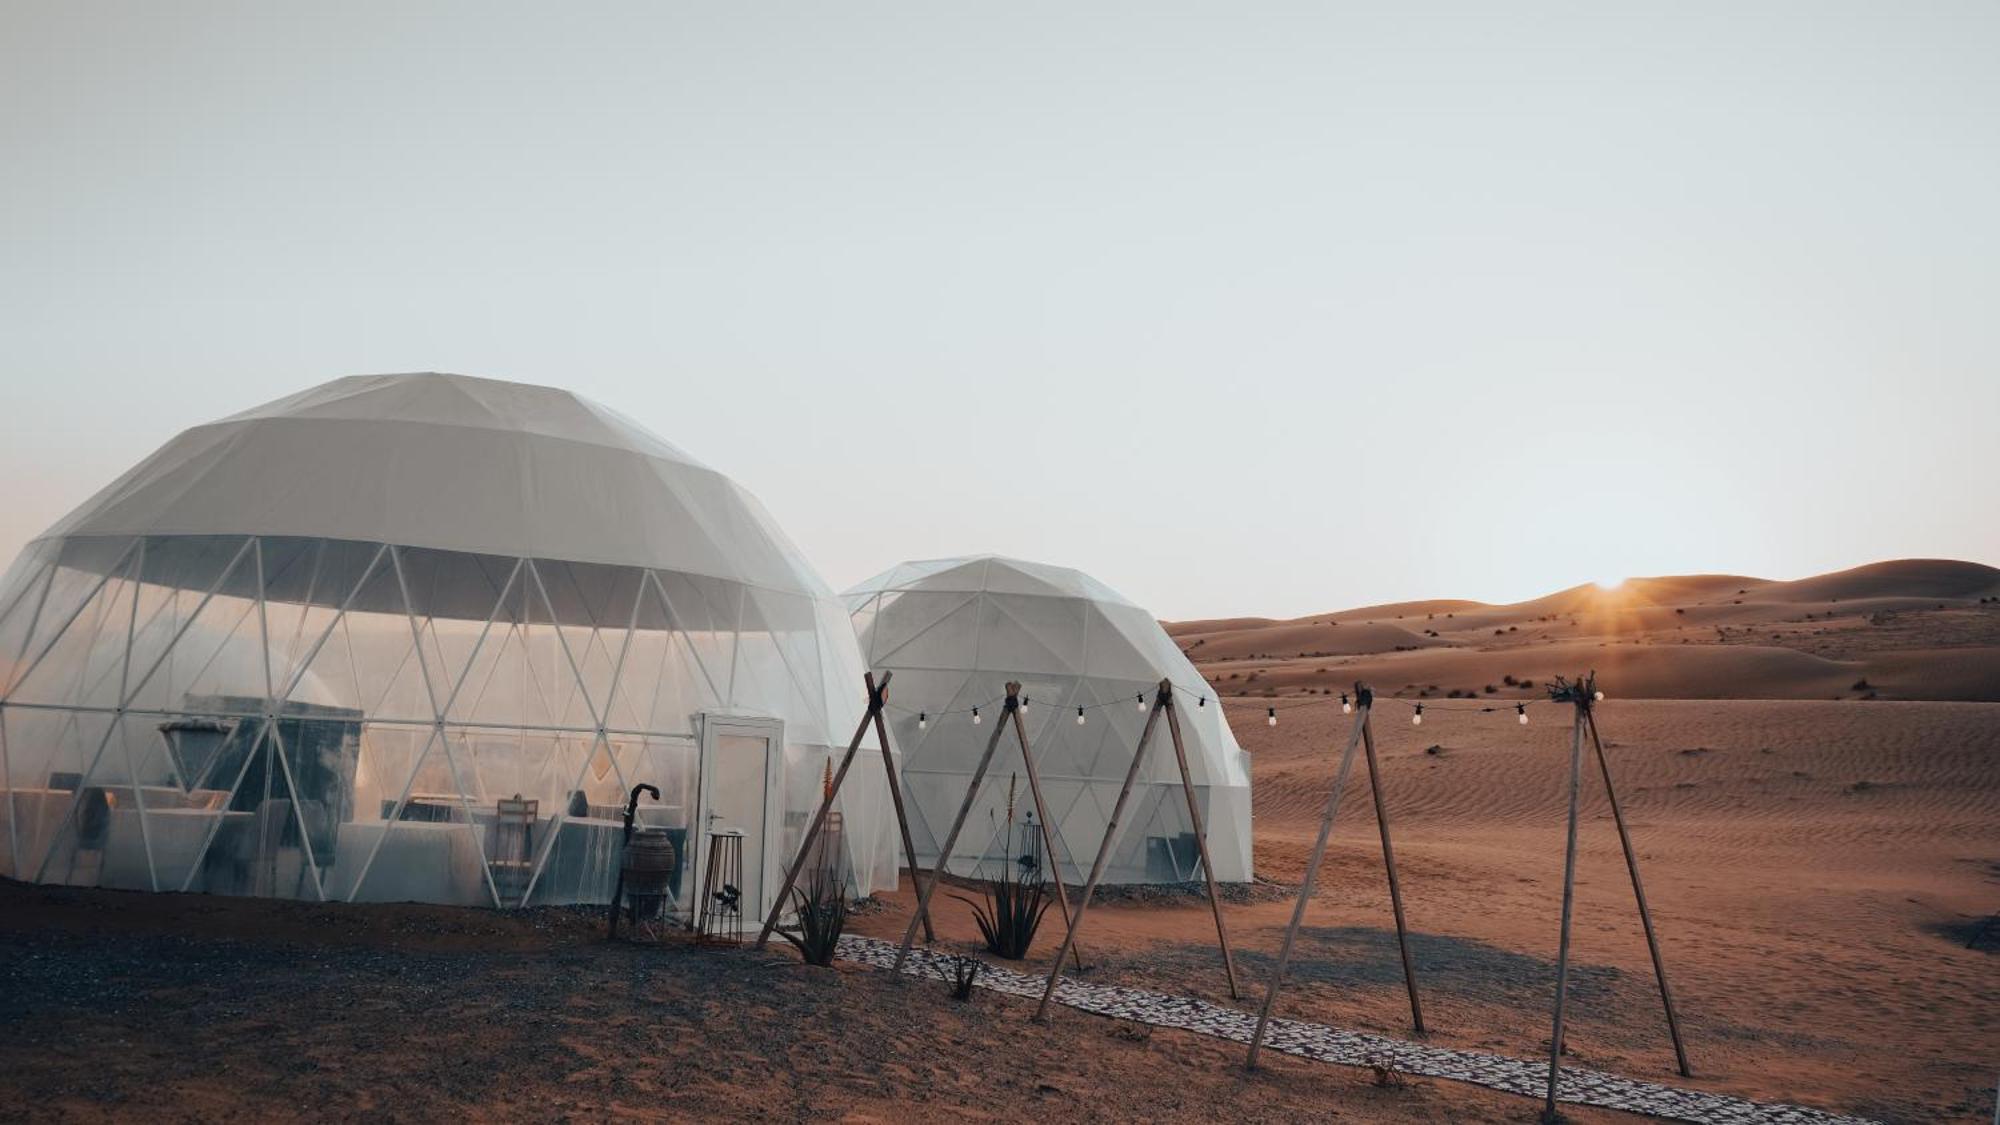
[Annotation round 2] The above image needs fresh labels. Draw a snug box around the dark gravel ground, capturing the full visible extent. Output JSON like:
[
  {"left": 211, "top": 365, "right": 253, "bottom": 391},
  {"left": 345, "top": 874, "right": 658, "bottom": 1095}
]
[{"left": 0, "top": 879, "right": 1642, "bottom": 1124}]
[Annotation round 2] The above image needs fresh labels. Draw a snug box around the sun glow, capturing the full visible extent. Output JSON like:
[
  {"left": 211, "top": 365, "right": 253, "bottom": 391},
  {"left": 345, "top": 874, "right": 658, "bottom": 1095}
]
[{"left": 1594, "top": 576, "right": 1626, "bottom": 591}]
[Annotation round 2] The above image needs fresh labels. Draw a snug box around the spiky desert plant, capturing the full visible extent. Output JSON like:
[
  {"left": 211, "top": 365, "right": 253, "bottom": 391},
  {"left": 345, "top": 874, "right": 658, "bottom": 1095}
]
[
  {"left": 778, "top": 866, "right": 849, "bottom": 967},
  {"left": 950, "top": 862, "right": 1052, "bottom": 960},
  {"left": 932, "top": 953, "right": 981, "bottom": 1001},
  {"left": 949, "top": 774, "right": 1055, "bottom": 959}
]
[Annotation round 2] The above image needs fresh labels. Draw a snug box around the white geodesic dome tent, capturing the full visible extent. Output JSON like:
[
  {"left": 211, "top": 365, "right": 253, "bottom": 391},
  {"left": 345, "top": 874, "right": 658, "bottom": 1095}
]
[
  {"left": 0, "top": 373, "right": 896, "bottom": 915},
  {"left": 845, "top": 556, "right": 1252, "bottom": 885}
]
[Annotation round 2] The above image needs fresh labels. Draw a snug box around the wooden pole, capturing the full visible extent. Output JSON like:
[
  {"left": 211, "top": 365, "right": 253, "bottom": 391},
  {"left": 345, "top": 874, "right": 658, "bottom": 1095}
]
[
  {"left": 1542, "top": 703, "right": 1589, "bottom": 1123},
  {"left": 1247, "top": 694, "right": 1371, "bottom": 1068},
  {"left": 1008, "top": 703, "right": 1086, "bottom": 971},
  {"left": 755, "top": 671, "right": 892, "bottom": 950},
  {"left": 1586, "top": 708, "right": 1691, "bottom": 1077},
  {"left": 1032, "top": 680, "right": 1169, "bottom": 1022},
  {"left": 872, "top": 698, "right": 934, "bottom": 943},
  {"left": 1163, "top": 693, "right": 1241, "bottom": 1000},
  {"left": 892, "top": 682, "right": 1018, "bottom": 975},
  {"left": 1360, "top": 708, "right": 1425, "bottom": 1034}
]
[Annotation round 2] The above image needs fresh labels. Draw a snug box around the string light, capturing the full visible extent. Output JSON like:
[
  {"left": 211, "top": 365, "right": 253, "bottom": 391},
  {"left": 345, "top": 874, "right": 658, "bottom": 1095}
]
[
  {"left": 1594, "top": 689, "right": 1605, "bottom": 701},
  {"left": 972, "top": 706, "right": 981, "bottom": 725},
  {"left": 1412, "top": 703, "right": 1424, "bottom": 726},
  {"left": 918, "top": 712, "right": 927, "bottom": 730},
  {"left": 1516, "top": 702, "right": 1529, "bottom": 725},
  {"left": 1340, "top": 692, "right": 1352, "bottom": 714},
  {"left": 1076, "top": 706, "right": 1086, "bottom": 725},
  {"left": 1198, "top": 696, "right": 1206, "bottom": 707},
  {"left": 1136, "top": 693, "right": 1147, "bottom": 711},
  {"left": 1266, "top": 707, "right": 1277, "bottom": 727}
]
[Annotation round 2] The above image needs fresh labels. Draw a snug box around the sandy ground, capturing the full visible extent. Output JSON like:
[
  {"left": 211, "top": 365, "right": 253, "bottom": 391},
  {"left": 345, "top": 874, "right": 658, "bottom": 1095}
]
[
  {"left": 0, "top": 881, "right": 1645, "bottom": 1124},
  {"left": 848, "top": 561, "right": 2000, "bottom": 1122},
  {"left": 3, "top": 559, "right": 1995, "bottom": 1123}
]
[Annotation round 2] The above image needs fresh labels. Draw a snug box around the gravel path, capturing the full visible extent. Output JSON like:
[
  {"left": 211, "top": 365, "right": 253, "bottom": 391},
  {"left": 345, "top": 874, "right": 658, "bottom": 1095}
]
[{"left": 839, "top": 935, "right": 1879, "bottom": 1125}]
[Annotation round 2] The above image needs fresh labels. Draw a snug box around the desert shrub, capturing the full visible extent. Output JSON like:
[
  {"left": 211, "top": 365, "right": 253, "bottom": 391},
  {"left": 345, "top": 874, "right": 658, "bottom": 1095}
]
[
  {"left": 952, "top": 865, "right": 1051, "bottom": 960},
  {"left": 778, "top": 867, "right": 849, "bottom": 967},
  {"left": 1851, "top": 678, "right": 1872, "bottom": 691},
  {"left": 933, "top": 953, "right": 981, "bottom": 1001},
  {"left": 952, "top": 791, "right": 1054, "bottom": 961}
]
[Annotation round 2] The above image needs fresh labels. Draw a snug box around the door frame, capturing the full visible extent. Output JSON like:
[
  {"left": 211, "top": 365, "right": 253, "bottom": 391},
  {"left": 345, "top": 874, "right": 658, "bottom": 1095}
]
[{"left": 691, "top": 713, "right": 785, "bottom": 927}]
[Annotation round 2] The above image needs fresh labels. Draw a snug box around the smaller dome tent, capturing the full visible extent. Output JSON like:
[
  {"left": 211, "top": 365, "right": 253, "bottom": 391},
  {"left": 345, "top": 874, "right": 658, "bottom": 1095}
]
[
  {"left": 0, "top": 373, "right": 895, "bottom": 915},
  {"left": 846, "top": 556, "right": 1252, "bottom": 885}
]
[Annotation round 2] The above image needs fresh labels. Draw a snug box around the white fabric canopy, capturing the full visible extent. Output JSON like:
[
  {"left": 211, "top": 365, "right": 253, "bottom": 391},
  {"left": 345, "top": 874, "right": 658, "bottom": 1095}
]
[
  {"left": 44, "top": 372, "right": 825, "bottom": 595},
  {"left": 846, "top": 556, "right": 1253, "bottom": 885}
]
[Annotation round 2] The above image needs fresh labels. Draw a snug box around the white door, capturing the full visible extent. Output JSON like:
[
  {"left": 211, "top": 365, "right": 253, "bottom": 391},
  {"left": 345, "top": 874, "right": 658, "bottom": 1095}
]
[{"left": 693, "top": 715, "right": 784, "bottom": 927}]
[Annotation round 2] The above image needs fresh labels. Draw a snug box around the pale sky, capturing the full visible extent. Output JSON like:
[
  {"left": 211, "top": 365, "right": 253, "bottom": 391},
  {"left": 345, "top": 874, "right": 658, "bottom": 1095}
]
[{"left": 2, "top": 2, "right": 1995, "bottom": 620}]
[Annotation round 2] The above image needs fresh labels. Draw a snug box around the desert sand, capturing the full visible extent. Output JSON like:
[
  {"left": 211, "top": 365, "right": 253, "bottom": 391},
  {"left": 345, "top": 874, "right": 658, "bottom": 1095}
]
[
  {"left": 2, "top": 559, "right": 1995, "bottom": 1122},
  {"left": 849, "top": 560, "right": 2000, "bottom": 1121}
]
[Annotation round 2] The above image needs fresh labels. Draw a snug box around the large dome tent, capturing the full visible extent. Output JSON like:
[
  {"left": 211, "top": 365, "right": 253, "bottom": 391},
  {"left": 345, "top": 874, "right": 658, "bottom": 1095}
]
[
  {"left": 845, "top": 555, "right": 1252, "bottom": 886},
  {"left": 0, "top": 373, "right": 895, "bottom": 915}
]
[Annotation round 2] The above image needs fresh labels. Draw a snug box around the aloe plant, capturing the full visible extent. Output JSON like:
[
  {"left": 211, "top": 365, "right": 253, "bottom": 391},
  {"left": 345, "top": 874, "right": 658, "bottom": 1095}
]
[
  {"left": 778, "top": 867, "right": 848, "bottom": 967},
  {"left": 951, "top": 777, "right": 1056, "bottom": 959},
  {"left": 950, "top": 858, "right": 1051, "bottom": 960},
  {"left": 934, "top": 953, "right": 982, "bottom": 1001}
]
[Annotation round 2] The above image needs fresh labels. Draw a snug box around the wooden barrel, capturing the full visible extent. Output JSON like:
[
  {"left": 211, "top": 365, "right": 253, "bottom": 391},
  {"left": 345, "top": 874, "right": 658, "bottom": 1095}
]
[{"left": 621, "top": 828, "right": 678, "bottom": 899}]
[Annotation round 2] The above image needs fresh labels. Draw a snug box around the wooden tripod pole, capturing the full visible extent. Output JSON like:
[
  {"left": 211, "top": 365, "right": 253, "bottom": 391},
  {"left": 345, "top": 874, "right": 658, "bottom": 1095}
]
[
  {"left": 1542, "top": 702, "right": 1589, "bottom": 1123},
  {"left": 755, "top": 671, "right": 894, "bottom": 950},
  {"left": 1247, "top": 694, "right": 1371, "bottom": 1068},
  {"left": 1164, "top": 695, "right": 1241, "bottom": 999},
  {"left": 1587, "top": 708, "right": 1691, "bottom": 1077},
  {"left": 1008, "top": 704, "right": 1086, "bottom": 972},
  {"left": 1360, "top": 709, "right": 1425, "bottom": 1034},
  {"left": 1032, "top": 680, "right": 1169, "bottom": 1022},
  {"left": 872, "top": 699, "right": 934, "bottom": 943},
  {"left": 892, "top": 682, "right": 1019, "bottom": 975}
]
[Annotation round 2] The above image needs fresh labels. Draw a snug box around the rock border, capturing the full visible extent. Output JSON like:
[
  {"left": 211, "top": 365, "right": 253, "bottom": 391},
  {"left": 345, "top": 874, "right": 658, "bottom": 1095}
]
[{"left": 836, "top": 936, "right": 1875, "bottom": 1125}]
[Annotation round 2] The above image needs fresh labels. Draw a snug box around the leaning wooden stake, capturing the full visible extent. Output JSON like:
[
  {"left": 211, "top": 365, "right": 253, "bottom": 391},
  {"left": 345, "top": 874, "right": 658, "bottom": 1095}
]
[
  {"left": 1164, "top": 695, "right": 1241, "bottom": 999},
  {"left": 1008, "top": 703, "right": 1086, "bottom": 972},
  {"left": 755, "top": 671, "right": 895, "bottom": 951},
  {"left": 1360, "top": 708, "right": 1425, "bottom": 1034},
  {"left": 892, "top": 682, "right": 1018, "bottom": 975},
  {"left": 1032, "top": 680, "right": 1169, "bottom": 1021},
  {"left": 872, "top": 696, "right": 934, "bottom": 943},
  {"left": 1247, "top": 691, "right": 1371, "bottom": 1068},
  {"left": 1542, "top": 695, "right": 1590, "bottom": 1123},
  {"left": 1587, "top": 708, "right": 1691, "bottom": 1077}
]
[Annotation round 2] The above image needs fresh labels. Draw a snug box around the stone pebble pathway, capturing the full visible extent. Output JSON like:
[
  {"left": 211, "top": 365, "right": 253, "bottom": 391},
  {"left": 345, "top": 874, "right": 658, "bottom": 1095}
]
[{"left": 836, "top": 935, "right": 1876, "bottom": 1125}]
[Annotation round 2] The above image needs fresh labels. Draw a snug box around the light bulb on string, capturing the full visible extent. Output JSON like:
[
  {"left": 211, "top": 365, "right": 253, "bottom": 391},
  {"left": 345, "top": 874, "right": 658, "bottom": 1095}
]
[
  {"left": 1594, "top": 690, "right": 1605, "bottom": 701},
  {"left": 1412, "top": 703, "right": 1424, "bottom": 727},
  {"left": 918, "top": 712, "right": 927, "bottom": 730},
  {"left": 1266, "top": 707, "right": 1277, "bottom": 727},
  {"left": 1198, "top": 696, "right": 1206, "bottom": 707},
  {"left": 1516, "top": 703, "right": 1529, "bottom": 725},
  {"left": 972, "top": 707, "right": 981, "bottom": 726},
  {"left": 1076, "top": 706, "right": 1086, "bottom": 726},
  {"left": 1340, "top": 693, "right": 1352, "bottom": 714},
  {"left": 1136, "top": 693, "right": 1147, "bottom": 712}
]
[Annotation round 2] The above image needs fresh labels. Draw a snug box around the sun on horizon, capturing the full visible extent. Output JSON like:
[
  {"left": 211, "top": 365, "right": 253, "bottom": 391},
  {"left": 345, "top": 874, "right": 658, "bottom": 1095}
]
[{"left": 1595, "top": 576, "right": 1627, "bottom": 591}]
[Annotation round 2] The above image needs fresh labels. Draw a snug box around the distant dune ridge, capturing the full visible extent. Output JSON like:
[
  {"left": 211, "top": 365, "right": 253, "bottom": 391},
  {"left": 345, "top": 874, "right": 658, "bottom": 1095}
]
[{"left": 1166, "top": 559, "right": 2000, "bottom": 702}]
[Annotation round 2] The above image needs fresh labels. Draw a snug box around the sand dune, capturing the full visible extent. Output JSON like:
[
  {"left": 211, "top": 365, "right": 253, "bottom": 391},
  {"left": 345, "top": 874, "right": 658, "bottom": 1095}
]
[
  {"left": 1756, "top": 559, "right": 2000, "bottom": 603},
  {"left": 1170, "top": 558, "right": 2000, "bottom": 703}
]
